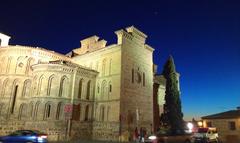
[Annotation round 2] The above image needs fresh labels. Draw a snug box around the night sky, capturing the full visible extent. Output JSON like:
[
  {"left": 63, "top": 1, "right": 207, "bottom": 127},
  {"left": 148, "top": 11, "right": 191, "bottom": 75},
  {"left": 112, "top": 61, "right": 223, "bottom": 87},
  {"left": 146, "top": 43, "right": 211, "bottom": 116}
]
[{"left": 1, "top": 0, "right": 240, "bottom": 120}]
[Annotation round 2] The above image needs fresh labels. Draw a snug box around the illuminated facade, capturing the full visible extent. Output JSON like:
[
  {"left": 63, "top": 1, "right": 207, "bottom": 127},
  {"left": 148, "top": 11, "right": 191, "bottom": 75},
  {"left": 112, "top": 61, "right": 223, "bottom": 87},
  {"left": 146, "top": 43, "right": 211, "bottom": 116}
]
[{"left": 0, "top": 26, "right": 167, "bottom": 141}]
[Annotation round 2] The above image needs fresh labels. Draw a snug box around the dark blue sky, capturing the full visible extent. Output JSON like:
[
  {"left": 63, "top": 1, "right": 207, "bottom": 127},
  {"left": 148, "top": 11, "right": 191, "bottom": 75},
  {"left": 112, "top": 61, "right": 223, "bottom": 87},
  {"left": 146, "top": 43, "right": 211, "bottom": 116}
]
[{"left": 1, "top": 0, "right": 240, "bottom": 120}]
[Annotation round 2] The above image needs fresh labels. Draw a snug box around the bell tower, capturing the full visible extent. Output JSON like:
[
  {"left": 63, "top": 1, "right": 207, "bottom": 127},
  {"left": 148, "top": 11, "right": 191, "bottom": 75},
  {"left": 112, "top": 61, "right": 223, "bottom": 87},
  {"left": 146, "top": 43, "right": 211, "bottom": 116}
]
[{"left": 0, "top": 33, "right": 11, "bottom": 47}]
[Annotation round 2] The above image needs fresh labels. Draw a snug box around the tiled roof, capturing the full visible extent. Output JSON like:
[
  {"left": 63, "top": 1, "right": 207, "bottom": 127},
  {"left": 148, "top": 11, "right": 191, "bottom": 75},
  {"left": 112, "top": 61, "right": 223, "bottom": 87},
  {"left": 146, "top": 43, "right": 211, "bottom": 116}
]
[{"left": 202, "top": 110, "right": 240, "bottom": 119}]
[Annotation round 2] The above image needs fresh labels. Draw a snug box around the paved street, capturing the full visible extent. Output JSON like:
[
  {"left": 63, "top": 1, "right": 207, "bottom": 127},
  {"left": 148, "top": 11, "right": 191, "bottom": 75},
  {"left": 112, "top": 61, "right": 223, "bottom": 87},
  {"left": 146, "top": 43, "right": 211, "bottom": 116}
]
[{"left": 49, "top": 140, "right": 134, "bottom": 143}]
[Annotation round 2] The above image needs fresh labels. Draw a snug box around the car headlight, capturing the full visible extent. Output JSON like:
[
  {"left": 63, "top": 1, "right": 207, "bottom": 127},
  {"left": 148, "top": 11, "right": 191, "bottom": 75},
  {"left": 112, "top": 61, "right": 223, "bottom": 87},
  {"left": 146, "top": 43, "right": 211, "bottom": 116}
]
[{"left": 148, "top": 135, "right": 157, "bottom": 140}]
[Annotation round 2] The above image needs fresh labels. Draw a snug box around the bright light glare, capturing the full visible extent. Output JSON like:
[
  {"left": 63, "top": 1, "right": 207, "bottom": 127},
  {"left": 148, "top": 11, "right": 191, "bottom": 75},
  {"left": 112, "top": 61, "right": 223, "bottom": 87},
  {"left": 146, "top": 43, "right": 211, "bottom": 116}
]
[
  {"left": 148, "top": 135, "right": 157, "bottom": 140},
  {"left": 187, "top": 122, "right": 193, "bottom": 130},
  {"left": 198, "top": 121, "right": 203, "bottom": 127}
]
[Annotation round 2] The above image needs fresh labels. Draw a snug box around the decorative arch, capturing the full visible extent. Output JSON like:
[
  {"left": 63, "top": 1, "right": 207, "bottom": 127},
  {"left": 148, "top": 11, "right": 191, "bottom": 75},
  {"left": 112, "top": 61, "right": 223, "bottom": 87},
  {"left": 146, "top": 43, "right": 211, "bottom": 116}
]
[
  {"left": 18, "top": 103, "right": 27, "bottom": 120},
  {"left": 86, "top": 80, "right": 91, "bottom": 100},
  {"left": 15, "top": 56, "right": 26, "bottom": 74},
  {"left": 34, "top": 101, "right": 41, "bottom": 120},
  {"left": 22, "top": 80, "right": 31, "bottom": 97},
  {"left": 29, "top": 102, "right": 34, "bottom": 119},
  {"left": 1, "top": 78, "right": 9, "bottom": 96},
  {"left": 59, "top": 76, "right": 68, "bottom": 97},
  {"left": 26, "top": 58, "right": 35, "bottom": 74},
  {"left": 101, "top": 80, "right": 107, "bottom": 100},
  {"left": 47, "top": 74, "right": 56, "bottom": 96},
  {"left": 99, "top": 105, "right": 105, "bottom": 121},
  {"left": 44, "top": 102, "right": 52, "bottom": 120},
  {"left": 78, "top": 79, "right": 84, "bottom": 99},
  {"left": 56, "top": 102, "right": 63, "bottom": 120},
  {"left": 37, "top": 75, "right": 46, "bottom": 95}
]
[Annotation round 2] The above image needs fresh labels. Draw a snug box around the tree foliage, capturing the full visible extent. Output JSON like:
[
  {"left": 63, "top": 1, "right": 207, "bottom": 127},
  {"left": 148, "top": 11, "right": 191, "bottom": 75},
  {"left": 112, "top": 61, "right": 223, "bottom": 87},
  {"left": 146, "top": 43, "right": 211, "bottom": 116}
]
[{"left": 161, "top": 55, "right": 184, "bottom": 134}]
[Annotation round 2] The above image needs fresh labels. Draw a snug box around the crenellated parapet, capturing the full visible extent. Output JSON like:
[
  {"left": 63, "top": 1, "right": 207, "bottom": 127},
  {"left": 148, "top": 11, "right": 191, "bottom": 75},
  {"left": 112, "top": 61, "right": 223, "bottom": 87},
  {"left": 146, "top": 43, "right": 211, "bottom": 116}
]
[
  {"left": 115, "top": 26, "right": 147, "bottom": 44},
  {"left": 73, "top": 35, "right": 107, "bottom": 55}
]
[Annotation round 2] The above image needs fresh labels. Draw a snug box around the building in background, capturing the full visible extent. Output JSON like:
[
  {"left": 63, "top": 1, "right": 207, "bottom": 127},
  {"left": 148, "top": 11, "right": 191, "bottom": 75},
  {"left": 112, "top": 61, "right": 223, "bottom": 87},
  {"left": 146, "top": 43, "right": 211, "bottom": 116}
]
[
  {"left": 0, "top": 26, "right": 173, "bottom": 141},
  {"left": 202, "top": 108, "right": 240, "bottom": 143}
]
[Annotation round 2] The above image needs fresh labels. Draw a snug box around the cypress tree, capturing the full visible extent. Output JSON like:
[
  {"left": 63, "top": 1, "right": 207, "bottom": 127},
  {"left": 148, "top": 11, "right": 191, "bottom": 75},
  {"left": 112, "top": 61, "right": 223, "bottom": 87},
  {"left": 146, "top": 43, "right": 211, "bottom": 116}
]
[{"left": 161, "top": 55, "right": 184, "bottom": 134}]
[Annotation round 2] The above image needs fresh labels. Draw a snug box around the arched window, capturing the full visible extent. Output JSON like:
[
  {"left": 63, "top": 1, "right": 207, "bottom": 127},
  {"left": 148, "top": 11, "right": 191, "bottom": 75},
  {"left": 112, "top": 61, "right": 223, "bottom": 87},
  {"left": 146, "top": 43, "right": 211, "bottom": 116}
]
[
  {"left": 132, "top": 69, "right": 134, "bottom": 83},
  {"left": 97, "top": 83, "right": 100, "bottom": 94},
  {"left": 86, "top": 80, "right": 91, "bottom": 100},
  {"left": 1, "top": 79, "right": 9, "bottom": 96},
  {"left": 22, "top": 80, "right": 31, "bottom": 97},
  {"left": 34, "top": 101, "right": 40, "bottom": 120},
  {"left": 47, "top": 75, "right": 55, "bottom": 96},
  {"left": 101, "top": 80, "right": 107, "bottom": 100},
  {"left": 56, "top": 102, "right": 63, "bottom": 120},
  {"left": 78, "top": 79, "right": 83, "bottom": 99},
  {"left": 109, "top": 82, "right": 112, "bottom": 93},
  {"left": 44, "top": 103, "right": 51, "bottom": 120},
  {"left": 29, "top": 102, "right": 34, "bottom": 119},
  {"left": 18, "top": 103, "right": 27, "bottom": 120},
  {"left": 102, "top": 59, "right": 106, "bottom": 76},
  {"left": 11, "top": 80, "right": 19, "bottom": 114},
  {"left": 37, "top": 75, "right": 45, "bottom": 95},
  {"left": 59, "top": 76, "right": 68, "bottom": 97},
  {"left": 26, "top": 58, "right": 35, "bottom": 74},
  {"left": 143, "top": 72, "right": 145, "bottom": 86},
  {"left": 84, "top": 105, "right": 89, "bottom": 121},
  {"left": 99, "top": 105, "right": 105, "bottom": 121}
]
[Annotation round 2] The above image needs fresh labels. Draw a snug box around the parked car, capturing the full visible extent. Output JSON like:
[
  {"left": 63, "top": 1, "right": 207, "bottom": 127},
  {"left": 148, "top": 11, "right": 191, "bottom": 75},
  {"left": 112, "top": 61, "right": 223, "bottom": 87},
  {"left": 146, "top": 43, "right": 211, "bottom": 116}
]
[
  {"left": 145, "top": 131, "right": 193, "bottom": 143},
  {"left": 192, "top": 127, "right": 219, "bottom": 143},
  {"left": 0, "top": 130, "right": 48, "bottom": 143}
]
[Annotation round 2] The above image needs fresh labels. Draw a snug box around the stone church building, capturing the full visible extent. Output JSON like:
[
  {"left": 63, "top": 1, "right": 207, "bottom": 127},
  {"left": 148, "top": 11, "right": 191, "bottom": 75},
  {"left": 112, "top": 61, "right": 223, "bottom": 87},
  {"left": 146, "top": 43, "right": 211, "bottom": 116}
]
[{"left": 0, "top": 26, "right": 178, "bottom": 141}]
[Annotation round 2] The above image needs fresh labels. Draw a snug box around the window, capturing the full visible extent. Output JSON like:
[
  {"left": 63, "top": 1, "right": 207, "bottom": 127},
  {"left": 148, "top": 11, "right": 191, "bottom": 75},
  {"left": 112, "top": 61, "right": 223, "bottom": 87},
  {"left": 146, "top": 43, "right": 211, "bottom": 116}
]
[
  {"left": 29, "top": 102, "right": 34, "bottom": 118},
  {"left": 86, "top": 80, "right": 91, "bottom": 100},
  {"left": 228, "top": 121, "right": 236, "bottom": 130},
  {"left": 59, "top": 77, "right": 68, "bottom": 97},
  {"left": 11, "top": 85, "right": 18, "bottom": 114},
  {"left": 78, "top": 79, "right": 83, "bottom": 99},
  {"left": 22, "top": 80, "right": 31, "bottom": 97},
  {"left": 109, "top": 84, "right": 112, "bottom": 92},
  {"left": 143, "top": 72, "right": 145, "bottom": 86},
  {"left": 44, "top": 104, "right": 51, "bottom": 119},
  {"left": 34, "top": 102, "right": 40, "bottom": 120},
  {"left": 56, "top": 102, "right": 62, "bottom": 120},
  {"left": 206, "top": 122, "right": 212, "bottom": 127},
  {"left": 84, "top": 105, "right": 89, "bottom": 121},
  {"left": 132, "top": 69, "right": 134, "bottom": 83},
  {"left": 97, "top": 85, "right": 100, "bottom": 94},
  {"left": 47, "top": 76, "right": 55, "bottom": 96}
]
